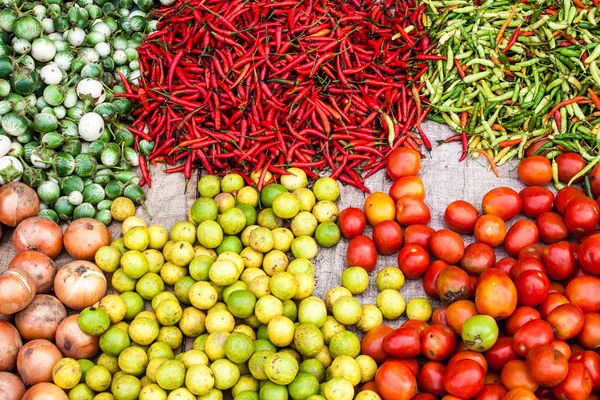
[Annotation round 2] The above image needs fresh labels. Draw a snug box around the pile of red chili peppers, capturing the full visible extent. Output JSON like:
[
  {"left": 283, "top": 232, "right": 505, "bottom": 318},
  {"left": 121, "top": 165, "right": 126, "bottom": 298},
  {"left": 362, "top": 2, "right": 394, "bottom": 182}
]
[{"left": 130, "top": 0, "right": 433, "bottom": 191}]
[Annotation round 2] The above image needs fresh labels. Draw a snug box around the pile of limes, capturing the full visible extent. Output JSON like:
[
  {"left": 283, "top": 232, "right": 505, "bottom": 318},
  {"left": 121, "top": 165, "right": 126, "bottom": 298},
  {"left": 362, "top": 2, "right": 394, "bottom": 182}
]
[{"left": 55, "top": 170, "right": 381, "bottom": 400}]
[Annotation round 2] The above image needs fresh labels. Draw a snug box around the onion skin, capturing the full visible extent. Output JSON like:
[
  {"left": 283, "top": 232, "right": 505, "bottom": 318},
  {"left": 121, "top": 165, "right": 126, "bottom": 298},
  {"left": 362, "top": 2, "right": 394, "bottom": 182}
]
[
  {"left": 63, "top": 218, "right": 110, "bottom": 260},
  {"left": 22, "top": 382, "right": 68, "bottom": 400},
  {"left": 0, "top": 182, "right": 40, "bottom": 227},
  {"left": 0, "top": 372, "right": 26, "bottom": 400},
  {"left": 54, "top": 260, "right": 106, "bottom": 310},
  {"left": 15, "top": 295, "right": 66, "bottom": 341},
  {"left": 0, "top": 268, "right": 36, "bottom": 315},
  {"left": 16, "top": 339, "right": 62, "bottom": 386},
  {"left": 55, "top": 315, "right": 99, "bottom": 359},
  {"left": 0, "top": 321, "right": 21, "bottom": 372},
  {"left": 9, "top": 251, "right": 56, "bottom": 293},
  {"left": 12, "top": 217, "right": 63, "bottom": 260}
]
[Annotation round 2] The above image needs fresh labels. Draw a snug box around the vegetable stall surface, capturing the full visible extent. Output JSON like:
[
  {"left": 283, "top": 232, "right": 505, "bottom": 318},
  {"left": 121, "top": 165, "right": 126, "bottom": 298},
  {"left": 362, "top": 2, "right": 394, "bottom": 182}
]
[
  {"left": 133, "top": 0, "right": 433, "bottom": 191},
  {"left": 0, "top": 0, "right": 156, "bottom": 223},
  {"left": 422, "top": 0, "right": 600, "bottom": 181}
]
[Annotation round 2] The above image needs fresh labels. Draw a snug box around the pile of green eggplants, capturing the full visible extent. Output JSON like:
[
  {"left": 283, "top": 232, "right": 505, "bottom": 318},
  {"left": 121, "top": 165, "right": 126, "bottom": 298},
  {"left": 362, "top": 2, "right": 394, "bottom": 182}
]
[{"left": 0, "top": 0, "right": 156, "bottom": 224}]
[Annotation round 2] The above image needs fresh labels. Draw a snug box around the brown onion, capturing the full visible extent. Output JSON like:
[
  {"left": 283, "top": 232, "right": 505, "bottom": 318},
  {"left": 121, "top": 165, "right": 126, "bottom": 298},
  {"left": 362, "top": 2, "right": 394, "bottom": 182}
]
[
  {"left": 15, "top": 295, "right": 66, "bottom": 341},
  {"left": 16, "top": 339, "right": 62, "bottom": 386},
  {"left": 0, "top": 321, "right": 21, "bottom": 372},
  {"left": 0, "top": 372, "right": 26, "bottom": 400},
  {"left": 63, "top": 218, "right": 110, "bottom": 260},
  {"left": 54, "top": 260, "right": 106, "bottom": 310},
  {"left": 12, "top": 217, "right": 63, "bottom": 260},
  {"left": 0, "top": 182, "right": 40, "bottom": 227},
  {"left": 0, "top": 268, "right": 36, "bottom": 315},
  {"left": 55, "top": 315, "right": 99, "bottom": 359},
  {"left": 0, "top": 313, "right": 12, "bottom": 323},
  {"left": 22, "top": 382, "right": 68, "bottom": 400},
  {"left": 9, "top": 251, "right": 56, "bottom": 294}
]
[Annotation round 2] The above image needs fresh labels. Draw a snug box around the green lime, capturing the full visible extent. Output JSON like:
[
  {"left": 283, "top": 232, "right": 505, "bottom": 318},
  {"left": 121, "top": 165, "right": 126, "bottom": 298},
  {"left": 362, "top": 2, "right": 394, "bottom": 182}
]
[
  {"left": 170, "top": 221, "right": 197, "bottom": 244},
  {"left": 299, "top": 359, "right": 326, "bottom": 383},
  {"left": 211, "top": 359, "right": 240, "bottom": 390},
  {"left": 315, "top": 222, "right": 341, "bottom": 247},
  {"left": 224, "top": 332, "right": 255, "bottom": 363},
  {"left": 124, "top": 226, "right": 150, "bottom": 252},
  {"left": 376, "top": 267, "right": 405, "bottom": 291},
  {"left": 236, "top": 203, "right": 257, "bottom": 226},
  {"left": 288, "top": 372, "right": 320, "bottom": 400},
  {"left": 216, "top": 235, "right": 244, "bottom": 255},
  {"left": 260, "top": 184, "right": 288, "bottom": 208},
  {"left": 293, "top": 188, "right": 316, "bottom": 212},
  {"left": 264, "top": 352, "right": 298, "bottom": 385},
  {"left": 294, "top": 323, "right": 324, "bottom": 358},
  {"left": 95, "top": 245, "right": 121, "bottom": 273},
  {"left": 313, "top": 177, "right": 340, "bottom": 201},
  {"left": 259, "top": 381, "right": 288, "bottom": 400},
  {"left": 189, "top": 256, "right": 214, "bottom": 281},
  {"left": 269, "top": 272, "right": 297, "bottom": 300},
  {"left": 291, "top": 236, "right": 318, "bottom": 259},
  {"left": 272, "top": 192, "right": 301, "bottom": 219},
  {"left": 197, "top": 220, "right": 224, "bottom": 249},
  {"left": 280, "top": 168, "right": 308, "bottom": 192},
  {"left": 120, "top": 291, "right": 145, "bottom": 320},
  {"left": 237, "top": 186, "right": 259, "bottom": 207},
  {"left": 219, "top": 207, "right": 247, "bottom": 235},
  {"left": 329, "top": 330, "right": 361, "bottom": 358},
  {"left": 190, "top": 197, "right": 219, "bottom": 224},
  {"left": 341, "top": 267, "right": 369, "bottom": 295},
  {"left": 332, "top": 296, "right": 362, "bottom": 325},
  {"left": 198, "top": 175, "right": 221, "bottom": 198},
  {"left": 120, "top": 250, "right": 149, "bottom": 279},
  {"left": 249, "top": 227, "right": 274, "bottom": 253},
  {"left": 78, "top": 307, "right": 111, "bottom": 336},
  {"left": 208, "top": 259, "right": 240, "bottom": 286},
  {"left": 257, "top": 208, "right": 283, "bottom": 230},
  {"left": 226, "top": 290, "right": 256, "bottom": 319},
  {"left": 99, "top": 327, "right": 131, "bottom": 357},
  {"left": 291, "top": 211, "right": 318, "bottom": 237},
  {"left": 136, "top": 272, "right": 165, "bottom": 301},
  {"left": 221, "top": 173, "right": 245, "bottom": 193}
]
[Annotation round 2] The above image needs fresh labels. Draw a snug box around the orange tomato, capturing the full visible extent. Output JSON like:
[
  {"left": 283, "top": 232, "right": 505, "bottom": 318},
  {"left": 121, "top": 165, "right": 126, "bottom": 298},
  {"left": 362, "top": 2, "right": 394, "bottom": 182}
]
[
  {"left": 389, "top": 176, "right": 425, "bottom": 202},
  {"left": 364, "top": 192, "right": 396, "bottom": 226},
  {"left": 474, "top": 214, "right": 507, "bottom": 247},
  {"left": 386, "top": 148, "right": 421, "bottom": 180}
]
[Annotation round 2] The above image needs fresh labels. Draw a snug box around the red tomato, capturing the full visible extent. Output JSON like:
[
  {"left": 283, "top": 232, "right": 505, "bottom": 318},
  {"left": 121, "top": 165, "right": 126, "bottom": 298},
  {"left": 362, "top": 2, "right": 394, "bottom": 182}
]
[
  {"left": 386, "top": 148, "right": 421, "bottom": 181},
  {"left": 519, "top": 186, "right": 555, "bottom": 218},
  {"left": 537, "top": 293, "right": 570, "bottom": 319},
  {"left": 389, "top": 176, "right": 425, "bottom": 203},
  {"left": 404, "top": 224, "right": 436, "bottom": 252},
  {"left": 484, "top": 337, "right": 520, "bottom": 371},
  {"left": 395, "top": 196, "right": 431, "bottom": 226},
  {"left": 551, "top": 339, "right": 572, "bottom": 360},
  {"left": 494, "top": 257, "right": 517, "bottom": 276},
  {"left": 435, "top": 265, "right": 473, "bottom": 305},
  {"left": 338, "top": 207, "right": 366, "bottom": 239},
  {"left": 383, "top": 326, "right": 421, "bottom": 358},
  {"left": 577, "top": 235, "right": 600, "bottom": 274},
  {"left": 474, "top": 215, "right": 506, "bottom": 247},
  {"left": 482, "top": 187, "right": 522, "bottom": 221},
  {"left": 590, "top": 163, "right": 600, "bottom": 198},
  {"left": 504, "top": 306, "right": 541, "bottom": 337},
  {"left": 510, "top": 256, "right": 545, "bottom": 281},
  {"left": 552, "top": 363, "right": 593, "bottom": 400},
  {"left": 429, "top": 229, "right": 465, "bottom": 265},
  {"left": 526, "top": 345, "right": 569, "bottom": 387},
  {"left": 444, "top": 200, "right": 479, "bottom": 234},
  {"left": 446, "top": 300, "right": 478, "bottom": 334},
  {"left": 394, "top": 357, "right": 420, "bottom": 377},
  {"left": 411, "top": 394, "right": 437, "bottom": 400},
  {"left": 525, "top": 139, "right": 550, "bottom": 157},
  {"left": 461, "top": 243, "right": 496, "bottom": 276},
  {"left": 504, "top": 220, "right": 539, "bottom": 258},
  {"left": 346, "top": 235, "right": 378, "bottom": 272},
  {"left": 375, "top": 359, "right": 418, "bottom": 400},
  {"left": 401, "top": 320, "right": 430, "bottom": 336},
  {"left": 449, "top": 351, "right": 488, "bottom": 373},
  {"left": 515, "top": 270, "right": 550, "bottom": 307},
  {"left": 475, "top": 269, "right": 517, "bottom": 321},
  {"left": 373, "top": 220, "right": 403, "bottom": 255},
  {"left": 423, "top": 260, "right": 449, "bottom": 299},
  {"left": 554, "top": 186, "right": 586, "bottom": 216},
  {"left": 418, "top": 361, "right": 446, "bottom": 396},
  {"left": 556, "top": 152, "right": 586, "bottom": 183},
  {"left": 547, "top": 303, "right": 585, "bottom": 340},
  {"left": 421, "top": 324, "right": 457, "bottom": 361},
  {"left": 513, "top": 319, "right": 554, "bottom": 357},
  {"left": 475, "top": 384, "right": 507, "bottom": 400},
  {"left": 518, "top": 156, "right": 553, "bottom": 186},
  {"left": 571, "top": 350, "right": 600, "bottom": 391},
  {"left": 361, "top": 325, "right": 393, "bottom": 363},
  {"left": 500, "top": 359, "right": 539, "bottom": 392},
  {"left": 536, "top": 212, "right": 569, "bottom": 244},
  {"left": 397, "top": 244, "right": 430, "bottom": 279},
  {"left": 503, "top": 387, "right": 538, "bottom": 400},
  {"left": 518, "top": 244, "right": 545, "bottom": 260},
  {"left": 577, "top": 313, "right": 600, "bottom": 350},
  {"left": 443, "top": 359, "right": 485, "bottom": 398},
  {"left": 431, "top": 306, "right": 447, "bottom": 325},
  {"left": 564, "top": 196, "right": 600, "bottom": 235},
  {"left": 565, "top": 276, "right": 600, "bottom": 313},
  {"left": 541, "top": 241, "right": 575, "bottom": 280},
  {"left": 548, "top": 281, "right": 566, "bottom": 295}
]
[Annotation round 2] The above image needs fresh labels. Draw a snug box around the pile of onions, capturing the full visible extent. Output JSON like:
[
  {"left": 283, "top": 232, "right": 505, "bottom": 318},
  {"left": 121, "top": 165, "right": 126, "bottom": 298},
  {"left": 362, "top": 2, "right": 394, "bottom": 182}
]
[
  {"left": 0, "top": 268, "right": 36, "bottom": 314},
  {"left": 23, "top": 382, "right": 68, "bottom": 400},
  {"left": 0, "top": 321, "right": 21, "bottom": 372},
  {"left": 0, "top": 372, "right": 26, "bottom": 400},
  {"left": 63, "top": 218, "right": 110, "bottom": 260},
  {"left": 15, "top": 295, "right": 66, "bottom": 341},
  {"left": 55, "top": 315, "right": 99, "bottom": 359},
  {"left": 16, "top": 339, "right": 61, "bottom": 385},
  {"left": 54, "top": 260, "right": 106, "bottom": 310},
  {"left": 12, "top": 217, "right": 63, "bottom": 260},
  {"left": 0, "top": 182, "right": 39, "bottom": 227},
  {"left": 9, "top": 251, "right": 56, "bottom": 294}
]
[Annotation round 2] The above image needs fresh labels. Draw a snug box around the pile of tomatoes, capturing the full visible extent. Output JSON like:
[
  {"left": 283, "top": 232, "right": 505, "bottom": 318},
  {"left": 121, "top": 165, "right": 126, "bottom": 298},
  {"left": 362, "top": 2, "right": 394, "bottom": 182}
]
[{"left": 338, "top": 148, "right": 600, "bottom": 400}]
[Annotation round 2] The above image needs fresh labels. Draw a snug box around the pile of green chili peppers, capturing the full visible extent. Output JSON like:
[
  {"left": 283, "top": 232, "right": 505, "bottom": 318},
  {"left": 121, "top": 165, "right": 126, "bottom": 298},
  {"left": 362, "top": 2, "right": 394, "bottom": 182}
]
[{"left": 421, "top": 0, "right": 600, "bottom": 183}]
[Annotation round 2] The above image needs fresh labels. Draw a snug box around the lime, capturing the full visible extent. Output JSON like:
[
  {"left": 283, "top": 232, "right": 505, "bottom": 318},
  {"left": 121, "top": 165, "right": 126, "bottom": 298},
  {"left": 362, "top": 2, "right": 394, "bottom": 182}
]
[
  {"left": 197, "top": 220, "right": 223, "bottom": 249},
  {"left": 78, "top": 307, "right": 110, "bottom": 336},
  {"left": 147, "top": 225, "right": 169, "bottom": 250},
  {"left": 189, "top": 256, "right": 214, "bottom": 281},
  {"left": 155, "top": 299, "right": 183, "bottom": 326},
  {"left": 356, "top": 304, "right": 383, "bottom": 332},
  {"left": 294, "top": 323, "right": 324, "bottom": 358},
  {"left": 376, "top": 267, "right": 405, "bottom": 291},
  {"left": 299, "top": 359, "right": 325, "bottom": 383},
  {"left": 220, "top": 207, "right": 247, "bottom": 235},
  {"left": 325, "top": 286, "right": 353, "bottom": 312},
  {"left": 298, "top": 297, "right": 327, "bottom": 327},
  {"left": 271, "top": 227, "right": 294, "bottom": 252},
  {"left": 190, "top": 197, "right": 218, "bottom": 224},
  {"left": 111, "top": 374, "right": 141, "bottom": 400},
  {"left": 315, "top": 222, "right": 341, "bottom": 247},
  {"left": 226, "top": 290, "right": 256, "bottom": 319},
  {"left": 320, "top": 316, "right": 344, "bottom": 345},
  {"left": 332, "top": 296, "right": 363, "bottom": 325},
  {"left": 324, "top": 378, "right": 353, "bottom": 400},
  {"left": 156, "top": 360, "right": 186, "bottom": 390},
  {"left": 99, "top": 327, "right": 130, "bottom": 356},
  {"left": 221, "top": 173, "right": 245, "bottom": 193},
  {"left": 329, "top": 330, "right": 361, "bottom": 358},
  {"left": 262, "top": 250, "right": 289, "bottom": 276},
  {"left": 118, "top": 347, "right": 148, "bottom": 376},
  {"left": 95, "top": 245, "right": 121, "bottom": 273},
  {"left": 280, "top": 168, "right": 308, "bottom": 192},
  {"left": 272, "top": 192, "right": 301, "bottom": 219},
  {"left": 211, "top": 359, "right": 240, "bottom": 390},
  {"left": 198, "top": 175, "right": 221, "bottom": 198},
  {"left": 237, "top": 186, "right": 259, "bottom": 207},
  {"left": 269, "top": 272, "right": 297, "bottom": 300},
  {"left": 341, "top": 267, "right": 369, "bottom": 295},
  {"left": 224, "top": 332, "right": 255, "bottom": 363},
  {"left": 124, "top": 226, "right": 150, "bottom": 251},
  {"left": 290, "top": 211, "right": 318, "bottom": 237},
  {"left": 144, "top": 249, "right": 165, "bottom": 273},
  {"left": 267, "top": 316, "right": 295, "bottom": 347},
  {"left": 111, "top": 197, "right": 136, "bottom": 221},
  {"left": 282, "top": 299, "right": 298, "bottom": 321},
  {"left": 312, "top": 201, "right": 338, "bottom": 223},
  {"left": 293, "top": 188, "right": 316, "bottom": 212},
  {"left": 222, "top": 281, "right": 248, "bottom": 303},
  {"left": 170, "top": 221, "right": 197, "bottom": 244},
  {"left": 257, "top": 208, "right": 283, "bottom": 229},
  {"left": 288, "top": 372, "right": 319, "bottom": 400},
  {"left": 236, "top": 203, "right": 257, "bottom": 226},
  {"left": 120, "top": 250, "right": 149, "bottom": 279},
  {"left": 240, "top": 248, "right": 263, "bottom": 269},
  {"left": 209, "top": 259, "right": 240, "bottom": 286},
  {"left": 291, "top": 236, "right": 318, "bottom": 259},
  {"left": 215, "top": 192, "right": 236, "bottom": 213},
  {"left": 264, "top": 352, "right": 298, "bottom": 385},
  {"left": 313, "top": 177, "right": 340, "bottom": 201},
  {"left": 356, "top": 355, "right": 378, "bottom": 383},
  {"left": 287, "top": 258, "right": 315, "bottom": 276},
  {"left": 376, "top": 289, "right": 406, "bottom": 320},
  {"left": 260, "top": 184, "right": 288, "bottom": 208},
  {"left": 406, "top": 298, "right": 433, "bottom": 322},
  {"left": 216, "top": 235, "right": 244, "bottom": 255},
  {"left": 249, "top": 227, "right": 274, "bottom": 253},
  {"left": 186, "top": 364, "right": 215, "bottom": 396},
  {"left": 259, "top": 381, "right": 287, "bottom": 400},
  {"left": 170, "top": 241, "right": 195, "bottom": 267},
  {"left": 294, "top": 273, "right": 314, "bottom": 300}
]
